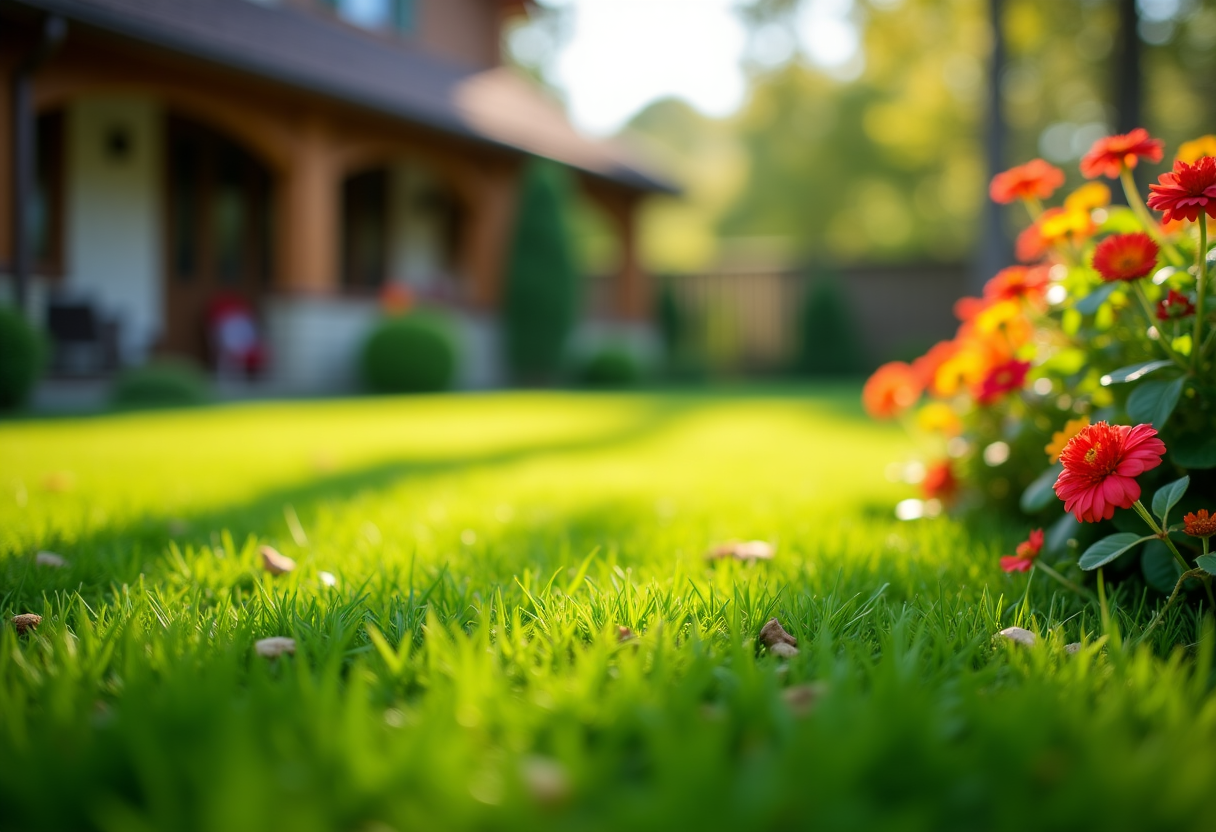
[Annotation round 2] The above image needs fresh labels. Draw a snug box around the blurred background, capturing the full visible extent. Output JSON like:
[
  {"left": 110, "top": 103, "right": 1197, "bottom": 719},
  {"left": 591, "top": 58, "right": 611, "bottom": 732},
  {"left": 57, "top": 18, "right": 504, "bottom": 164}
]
[{"left": 1, "top": 0, "right": 1213, "bottom": 410}]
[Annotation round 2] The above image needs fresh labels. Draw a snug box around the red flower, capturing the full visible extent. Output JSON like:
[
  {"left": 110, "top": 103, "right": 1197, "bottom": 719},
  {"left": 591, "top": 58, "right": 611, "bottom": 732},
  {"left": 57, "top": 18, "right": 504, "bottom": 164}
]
[
  {"left": 1183, "top": 509, "right": 1216, "bottom": 538},
  {"left": 862, "top": 361, "right": 921, "bottom": 419},
  {"left": 922, "top": 460, "right": 958, "bottom": 502},
  {"left": 1146, "top": 156, "right": 1216, "bottom": 224},
  {"left": 975, "top": 359, "right": 1031, "bottom": 405},
  {"left": 1156, "top": 288, "right": 1196, "bottom": 321},
  {"left": 1000, "top": 528, "right": 1044, "bottom": 573},
  {"left": 990, "top": 159, "right": 1066, "bottom": 204},
  {"left": 1091, "top": 232, "right": 1160, "bottom": 281},
  {"left": 1080, "top": 128, "right": 1165, "bottom": 179},
  {"left": 1053, "top": 422, "right": 1166, "bottom": 523}
]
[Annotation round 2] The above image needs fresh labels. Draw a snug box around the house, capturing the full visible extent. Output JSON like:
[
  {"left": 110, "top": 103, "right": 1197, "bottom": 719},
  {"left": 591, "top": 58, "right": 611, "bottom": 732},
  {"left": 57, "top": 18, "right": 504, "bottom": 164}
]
[{"left": 0, "top": 0, "right": 672, "bottom": 390}]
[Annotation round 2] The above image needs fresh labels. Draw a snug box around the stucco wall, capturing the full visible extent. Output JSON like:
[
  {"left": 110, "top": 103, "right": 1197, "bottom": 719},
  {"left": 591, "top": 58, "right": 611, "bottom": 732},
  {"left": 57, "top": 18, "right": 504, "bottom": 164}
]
[{"left": 65, "top": 97, "right": 162, "bottom": 364}]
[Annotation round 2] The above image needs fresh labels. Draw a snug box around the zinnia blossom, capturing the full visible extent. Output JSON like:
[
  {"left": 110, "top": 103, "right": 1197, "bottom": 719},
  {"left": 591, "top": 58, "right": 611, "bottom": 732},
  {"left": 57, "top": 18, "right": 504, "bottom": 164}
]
[
  {"left": 1063, "top": 182, "right": 1112, "bottom": 213},
  {"left": 1091, "top": 232, "right": 1160, "bottom": 281},
  {"left": 1053, "top": 422, "right": 1166, "bottom": 523},
  {"left": 1080, "top": 128, "right": 1165, "bottom": 179},
  {"left": 1183, "top": 509, "right": 1216, "bottom": 538},
  {"left": 1146, "top": 156, "right": 1216, "bottom": 224},
  {"left": 1045, "top": 417, "right": 1090, "bottom": 464},
  {"left": 863, "top": 361, "right": 921, "bottom": 419},
  {"left": 1156, "top": 288, "right": 1196, "bottom": 321},
  {"left": 984, "top": 265, "right": 1050, "bottom": 306},
  {"left": 1015, "top": 223, "right": 1049, "bottom": 263},
  {"left": 975, "top": 358, "right": 1031, "bottom": 405},
  {"left": 916, "top": 402, "right": 962, "bottom": 437},
  {"left": 922, "top": 460, "right": 958, "bottom": 502},
  {"left": 1176, "top": 135, "right": 1216, "bottom": 165},
  {"left": 990, "top": 159, "right": 1066, "bottom": 204},
  {"left": 1000, "top": 529, "right": 1044, "bottom": 573}
]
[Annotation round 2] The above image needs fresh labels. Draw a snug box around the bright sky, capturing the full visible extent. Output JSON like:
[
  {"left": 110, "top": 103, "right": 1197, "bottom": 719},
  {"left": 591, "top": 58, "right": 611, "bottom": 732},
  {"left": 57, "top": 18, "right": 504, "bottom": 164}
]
[{"left": 511, "top": 0, "right": 862, "bottom": 137}]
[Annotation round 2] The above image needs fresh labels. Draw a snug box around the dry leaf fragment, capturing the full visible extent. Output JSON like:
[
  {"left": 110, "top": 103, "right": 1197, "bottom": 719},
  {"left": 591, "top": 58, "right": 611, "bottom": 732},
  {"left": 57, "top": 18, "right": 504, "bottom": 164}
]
[
  {"left": 35, "top": 551, "right": 67, "bottom": 568},
  {"left": 706, "top": 540, "right": 775, "bottom": 561},
  {"left": 255, "top": 637, "right": 296, "bottom": 658},
  {"left": 260, "top": 545, "right": 296, "bottom": 575},
  {"left": 998, "top": 626, "right": 1037, "bottom": 647},
  {"left": 782, "top": 682, "right": 827, "bottom": 717},
  {"left": 521, "top": 756, "right": 570, "bottom": 807},
  {"left": 11, "top": 613, "right": 42, "bottom": 635},
  {"left": 758, "top": 617, "right": 798, "bottom": 649}
]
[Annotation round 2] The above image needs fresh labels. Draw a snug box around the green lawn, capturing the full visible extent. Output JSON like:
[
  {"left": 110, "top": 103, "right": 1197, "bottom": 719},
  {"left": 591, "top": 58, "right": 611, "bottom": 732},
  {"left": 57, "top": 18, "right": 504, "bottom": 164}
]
[{"left": 2, "top": 388, "right": 1214, "bottom": 832}]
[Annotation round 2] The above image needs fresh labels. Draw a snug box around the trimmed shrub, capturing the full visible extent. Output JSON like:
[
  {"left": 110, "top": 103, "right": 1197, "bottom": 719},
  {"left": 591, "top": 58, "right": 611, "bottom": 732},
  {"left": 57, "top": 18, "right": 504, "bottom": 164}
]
[
  {"left": 503, "top": 160, "right": 580, "bottom": 384},
  {"left": 0, "top": 306, "right": 45, "bottom": 410},
  {"left": 361, "top": 311, "right": 457, "bottom": 393},
  {"left": 578, "top": 347, "right": 643, "bottom": 388},
  {"left": 111, "top": 358, "right": 211, "bottom": 409},
  {"left": 796, "top": 274, "right": 868, "bottom": 376}
]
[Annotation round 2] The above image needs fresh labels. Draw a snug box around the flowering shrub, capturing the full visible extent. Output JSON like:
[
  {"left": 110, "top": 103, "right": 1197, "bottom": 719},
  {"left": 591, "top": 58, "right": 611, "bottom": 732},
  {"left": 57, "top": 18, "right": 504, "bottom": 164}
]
[{"left": 865, "top": 130, "right": 1216, "bottom": 601}]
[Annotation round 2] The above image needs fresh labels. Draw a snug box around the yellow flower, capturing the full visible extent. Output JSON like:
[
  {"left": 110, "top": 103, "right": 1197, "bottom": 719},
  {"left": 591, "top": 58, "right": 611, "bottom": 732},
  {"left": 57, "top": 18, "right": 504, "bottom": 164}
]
[
  {"left": 1064, "top": 182, "right": 1111, "bottom": 213},
  {"left": 916, "top": 402, "right": 963, "bottom": 437},
  {"left": 1045, "top": 416, "right": 1090, "bottom": 464},
  {"left": 1176, "top": 135, "right": 1216, "bottom": 165},
  {"left": 974, "top": 300, "right": 1032, "bottom": 349}
]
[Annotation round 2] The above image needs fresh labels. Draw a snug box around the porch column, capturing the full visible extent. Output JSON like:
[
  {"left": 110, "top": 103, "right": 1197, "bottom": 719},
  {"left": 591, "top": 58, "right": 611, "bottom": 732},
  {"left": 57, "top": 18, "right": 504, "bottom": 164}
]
[
  {"left": 461, "top": 162, "right": 517, "bottom": 309},
  {"left": 277, "top": 119, "right": 340, "bottom": 294},
  {"left": 609, "top": 192, "right": 648, "bottom": 320}
]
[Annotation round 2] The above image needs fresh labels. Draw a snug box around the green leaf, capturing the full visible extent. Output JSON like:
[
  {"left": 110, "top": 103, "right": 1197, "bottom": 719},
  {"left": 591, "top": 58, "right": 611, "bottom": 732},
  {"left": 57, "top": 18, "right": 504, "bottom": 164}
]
[
  {"left": 1197, "top": 554, "right": 1216, "bottom": 577},
  {"left": 1099, "top": 359, "right": 1173, "bottom": 386},
  {"left": 1020, "top": 464, "right": 1063, "bottom": 514},
  {"left": 1126, "top": 376, "right": 1185, "bottom": 428},
  {"left": 1075, "top": 282, "right": 1118, "bottom": 315},
  {"left": 1079, "top": 532, "right": 1152, "bottom": 571},
  {"left": 1097, "top": 206, "right": 1143, "bottom": 235},
  {"left": 1141, "top": 541, "right": 1183, "bottom": 593},
  {"left": 1170, "top": 432, "right": 1216, "bottom": 469},
  {"left": 1150, "top": 476, "right": 1190, "bottom": 524}
]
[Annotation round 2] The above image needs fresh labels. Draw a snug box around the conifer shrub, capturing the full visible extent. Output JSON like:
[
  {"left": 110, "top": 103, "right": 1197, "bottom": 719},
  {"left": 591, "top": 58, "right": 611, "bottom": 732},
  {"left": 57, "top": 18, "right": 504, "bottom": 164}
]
[
  {"left": 796, "top": 274, "right": 868, "bottom": 376},
  {"left": 361, "top": 311, "right": 457, "bottom": 394},
  {"left": 578, "top": 347, "right": 643, "bottom": 387},
  {"left": 0, "top": 306, "right": 45, "bottom": 410},
  {"left": 503, "top": 160, "right": 580, "bottom": 384}
]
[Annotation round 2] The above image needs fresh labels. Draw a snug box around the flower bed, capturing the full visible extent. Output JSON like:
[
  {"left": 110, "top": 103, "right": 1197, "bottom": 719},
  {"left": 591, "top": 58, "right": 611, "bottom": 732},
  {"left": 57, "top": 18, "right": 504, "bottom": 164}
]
[{"left": 865, "top": 130, "right": 1216, "bottom": 603}]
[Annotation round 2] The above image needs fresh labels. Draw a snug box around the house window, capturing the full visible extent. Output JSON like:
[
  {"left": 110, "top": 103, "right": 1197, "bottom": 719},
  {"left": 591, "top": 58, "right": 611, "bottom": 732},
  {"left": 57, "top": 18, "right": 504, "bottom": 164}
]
[{"left": 327, "top": 0, "right": 414, "bottom": 33}]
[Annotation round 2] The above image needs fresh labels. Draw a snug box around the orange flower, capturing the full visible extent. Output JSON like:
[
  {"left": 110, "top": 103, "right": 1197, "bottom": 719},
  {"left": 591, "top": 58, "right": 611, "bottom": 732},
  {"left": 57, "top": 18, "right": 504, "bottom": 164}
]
[
  {"left": 973, "top": 300, "right": 1032, "bottom": 350},
  {"left": 1183, "top": 509, "right": 1216, "bottom": 538},
  {"left": 1176, "top": 135, "right": 1216, "bottom": 165},
  {"left": 1063, "top": 182, "right": 1112, "bottom": 213},
  {"left": 1091, "top": 232, "right": 1160, "bottom": 281},
  {"left": 1045, "top": 417, "right": 1090, "bottom": 464},
  {"left": 863, "top": 361, "right": 922, "bottom": 419},
  {"left": 922, "top": 460, "right": 959, "bottom": 502},
  {"left": 912, "top": 340, "right": 961, "bottom": 397},
  {"left": 953, "top": 296, "right": 987, "bottom": 323},
  {"left": 990, "top": 159, "right": 1066, "bottom": 204},
  {"left": 1015, "top": 222, "right": 1049, "bottom": 263},
  {"left": 1053, "top": 422, "right": 1165, "bottom": 523},
  {"left": 983, "top": 265, "right": 1050, "bottom": 306},
  {"left": 1080, "top": 128, "right": 1165, "bottom": 179},
  {"left": 1147, "top": 156, "right": 1216, "bottom": 225},
  {"left": 1000, "top": 529, "right": 1044, "bottom": 573},
  {"left": 975, "top": 358, "right": 1031, "bottom": 406}
]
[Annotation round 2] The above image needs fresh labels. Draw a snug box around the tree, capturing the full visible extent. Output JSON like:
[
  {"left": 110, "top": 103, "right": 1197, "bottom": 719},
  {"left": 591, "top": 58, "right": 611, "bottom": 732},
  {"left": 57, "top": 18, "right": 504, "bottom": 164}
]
[{"left": 502, "top": 159, "right": 581, "bottom": 384}]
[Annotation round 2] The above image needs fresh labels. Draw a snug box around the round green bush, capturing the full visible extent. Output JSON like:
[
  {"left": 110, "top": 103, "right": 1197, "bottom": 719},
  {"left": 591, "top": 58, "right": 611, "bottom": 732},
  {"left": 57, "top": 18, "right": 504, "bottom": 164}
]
[
  {"left": 578, "top": 347, "right": 642, "bottom": 387},
  {"left": 361, "top": 312, "right": 457, "bottom": 394},
  {"left": 0, "top": 306, "right": 45, "bottom": 410},
  {"left": 110, "top": 358, "right": 212, "bottom": 409}
]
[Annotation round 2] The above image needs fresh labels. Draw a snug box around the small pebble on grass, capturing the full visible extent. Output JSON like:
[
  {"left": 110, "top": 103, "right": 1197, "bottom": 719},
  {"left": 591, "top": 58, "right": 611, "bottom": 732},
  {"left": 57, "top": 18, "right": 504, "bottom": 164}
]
[
  {"left": 255, "top": 637, "right": 296, "bottom": 658},
  {"left": 11, "top": 613, "right": 42, "bottom": 635},
  {"left": 35, "top": 551, "right": 67, "bottom": 568},
  {"left": 260, "top": 546, "right": 296, "bottom": 575}
]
